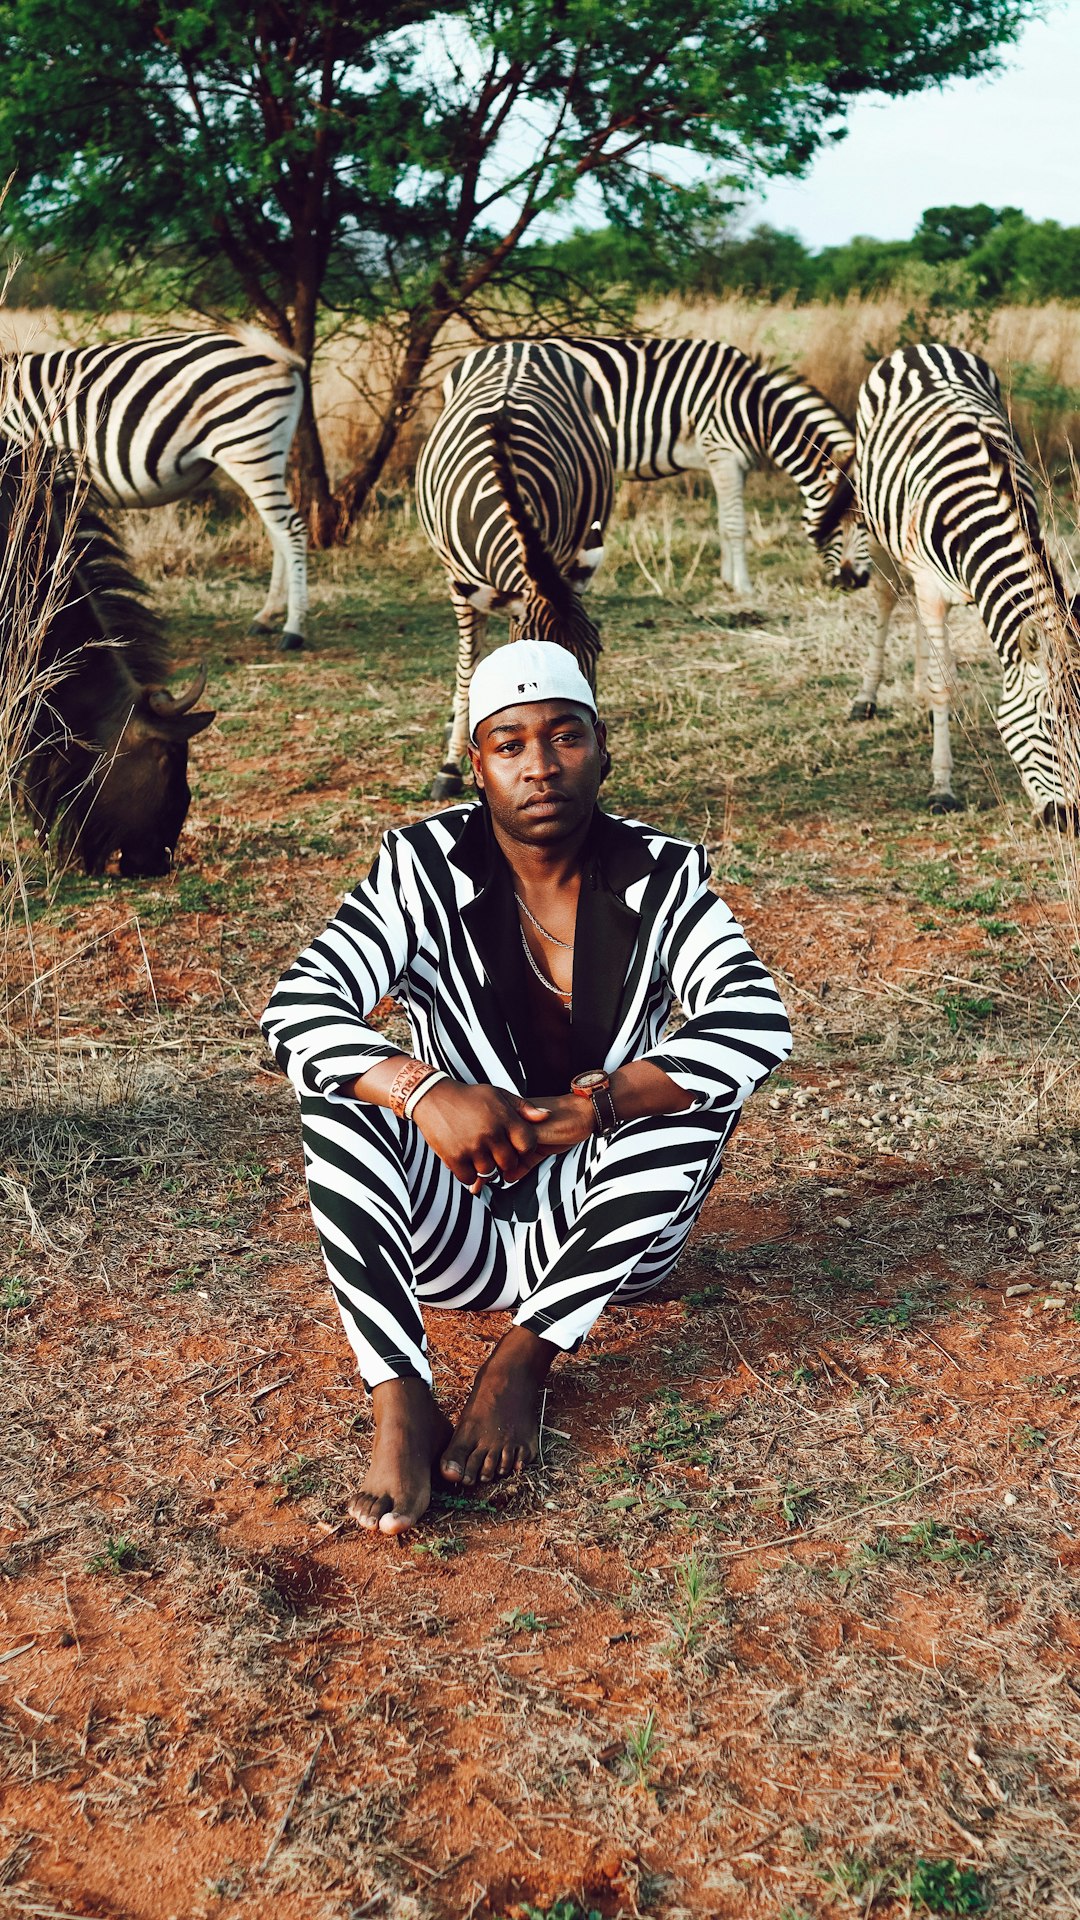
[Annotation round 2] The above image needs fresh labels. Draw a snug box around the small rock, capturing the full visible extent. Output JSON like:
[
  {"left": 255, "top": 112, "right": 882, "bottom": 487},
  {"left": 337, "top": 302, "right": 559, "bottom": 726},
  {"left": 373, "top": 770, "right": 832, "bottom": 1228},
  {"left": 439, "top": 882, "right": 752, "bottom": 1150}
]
[
  {"left": 835, "top": 1215, "right": 852, "bottom": 1229},
  {"left": 1003, "top": 1490, "right": 1019, "bottom": 1507},
  {"left": 1005, "top": 1283, "right": 1033, "bottom": 1298}
]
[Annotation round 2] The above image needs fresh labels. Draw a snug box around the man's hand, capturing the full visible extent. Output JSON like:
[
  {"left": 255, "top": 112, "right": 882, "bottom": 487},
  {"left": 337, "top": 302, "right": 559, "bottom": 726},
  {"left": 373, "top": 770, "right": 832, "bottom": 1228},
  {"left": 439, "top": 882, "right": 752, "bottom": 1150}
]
[
  {"left": 524, "top": 1093, "right": 597, "bottom": 1155},
  {"left": 414, "top": 1081, "right": 552, "bottom": 1188}
]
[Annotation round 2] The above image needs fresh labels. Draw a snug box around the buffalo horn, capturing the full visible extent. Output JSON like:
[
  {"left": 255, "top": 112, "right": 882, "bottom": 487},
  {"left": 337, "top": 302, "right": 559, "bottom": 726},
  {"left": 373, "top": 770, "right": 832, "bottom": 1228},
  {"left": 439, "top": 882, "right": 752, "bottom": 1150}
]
[{"left": 148, "top": 661, "right": 208, "bottom": 717}]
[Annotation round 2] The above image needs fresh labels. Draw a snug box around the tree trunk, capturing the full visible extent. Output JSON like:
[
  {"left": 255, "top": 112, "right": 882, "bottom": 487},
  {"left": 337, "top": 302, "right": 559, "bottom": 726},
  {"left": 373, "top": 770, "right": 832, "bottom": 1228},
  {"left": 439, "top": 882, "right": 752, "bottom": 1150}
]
[
  {"left": 336, "top": 310, "right": 447, "bottom": 530},
  {"left": 293, "top": 379, "right": 339, "bottom": 550}
]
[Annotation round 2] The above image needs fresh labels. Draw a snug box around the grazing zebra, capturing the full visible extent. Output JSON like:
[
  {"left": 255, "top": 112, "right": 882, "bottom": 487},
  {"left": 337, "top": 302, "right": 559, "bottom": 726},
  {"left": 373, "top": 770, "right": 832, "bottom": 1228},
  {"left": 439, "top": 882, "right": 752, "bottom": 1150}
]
[
  {"left": 449, "top": 335, "right": 868, "bottom": 596},
  {"left": 852, "top": 343, "right": 1079, "bottom": 823},
  {"left": 0, "top": 327, "right": 308, "bottom": 649},
  {"left": 416, "top": 340, "right": 613, "bottom": 797}
]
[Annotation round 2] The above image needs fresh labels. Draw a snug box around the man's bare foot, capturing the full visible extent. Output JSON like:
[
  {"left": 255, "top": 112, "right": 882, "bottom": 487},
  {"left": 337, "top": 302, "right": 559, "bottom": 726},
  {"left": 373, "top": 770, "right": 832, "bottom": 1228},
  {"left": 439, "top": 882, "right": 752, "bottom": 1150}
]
[
  {"left": 349, "top": 1378, "right": 454, "bottom": 1536},
  {"left": 440, "top": 1326, "right": 557, "bottom": 1488}
]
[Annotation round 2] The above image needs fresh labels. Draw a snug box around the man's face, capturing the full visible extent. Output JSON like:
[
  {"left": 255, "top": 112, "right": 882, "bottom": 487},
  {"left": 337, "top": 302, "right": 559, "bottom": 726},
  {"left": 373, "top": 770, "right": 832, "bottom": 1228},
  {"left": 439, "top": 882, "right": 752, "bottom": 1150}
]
[{"left": 469, "top": 699, "right": 606, "bottom": 845}]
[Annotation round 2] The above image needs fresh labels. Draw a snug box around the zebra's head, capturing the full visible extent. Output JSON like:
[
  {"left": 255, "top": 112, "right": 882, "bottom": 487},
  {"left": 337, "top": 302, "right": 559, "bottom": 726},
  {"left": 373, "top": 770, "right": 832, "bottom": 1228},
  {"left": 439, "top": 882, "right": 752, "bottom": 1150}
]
[
  {"left": 998, "top": 594, "right": 1080, "bottom": 831},
  {"left": 511, "top": 594, "right": 602, "bottom": 694},
  {"left": 808, "top": 465, "right": 871, "bottom": 590}
]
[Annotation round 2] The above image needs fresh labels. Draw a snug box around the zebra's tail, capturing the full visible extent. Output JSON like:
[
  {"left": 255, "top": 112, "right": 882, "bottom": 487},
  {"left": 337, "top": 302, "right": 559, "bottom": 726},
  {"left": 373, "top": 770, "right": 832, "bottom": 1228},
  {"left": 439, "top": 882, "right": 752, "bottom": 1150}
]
[
  {"left": 229, "top": 323, "right": 306, "bottom": 373},
  {"left": 488, "top": 411, "right": 573, "bottom": 611}
]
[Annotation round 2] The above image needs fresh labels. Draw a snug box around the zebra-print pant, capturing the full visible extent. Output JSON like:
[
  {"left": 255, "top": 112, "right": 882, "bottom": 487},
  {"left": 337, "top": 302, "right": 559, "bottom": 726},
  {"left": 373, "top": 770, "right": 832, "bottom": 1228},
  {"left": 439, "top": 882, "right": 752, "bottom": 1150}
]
[{"left": 300, "top": 1094, "right": 736, "bottom": 1388}]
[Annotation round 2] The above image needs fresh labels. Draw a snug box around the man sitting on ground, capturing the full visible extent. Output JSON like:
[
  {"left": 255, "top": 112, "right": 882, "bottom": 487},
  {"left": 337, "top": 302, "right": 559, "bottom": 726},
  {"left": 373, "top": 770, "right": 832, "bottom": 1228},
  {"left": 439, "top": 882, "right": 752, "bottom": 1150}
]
[{"left": 262, "top": 641, "right": 791, "bottom": 1535}]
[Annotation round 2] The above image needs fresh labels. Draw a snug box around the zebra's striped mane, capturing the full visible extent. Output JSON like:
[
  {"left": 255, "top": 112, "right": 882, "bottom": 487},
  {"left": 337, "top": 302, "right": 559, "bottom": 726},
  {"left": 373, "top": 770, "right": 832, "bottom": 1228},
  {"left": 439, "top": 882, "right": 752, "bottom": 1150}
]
[
  {"left": 488, "top": 412, "right": 575, "bottom": 614},
  {"left": 808, "top": 457, "right": 858, "bottom": 550}
]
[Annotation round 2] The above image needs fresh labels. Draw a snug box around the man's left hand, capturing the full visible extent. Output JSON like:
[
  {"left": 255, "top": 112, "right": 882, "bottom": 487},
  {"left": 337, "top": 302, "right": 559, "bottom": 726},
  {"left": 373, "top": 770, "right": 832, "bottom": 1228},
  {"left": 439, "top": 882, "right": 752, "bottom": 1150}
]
[{"left": 527, "top": 1093, "right": 597, "bottom": 1154}]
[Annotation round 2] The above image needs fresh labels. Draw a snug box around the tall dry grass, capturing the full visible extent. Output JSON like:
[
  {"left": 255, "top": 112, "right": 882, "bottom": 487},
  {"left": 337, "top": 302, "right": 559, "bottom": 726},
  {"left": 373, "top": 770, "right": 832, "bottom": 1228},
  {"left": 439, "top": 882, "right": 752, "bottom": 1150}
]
[
  {"left": 5, "top": 294, "right": 1075, "bottom": 486},
  {"left": 308, "top": 293, "right": 1080, "bottom": 487},
  {"left": 0, "top": 434, "right": 89, "bottom": 1102}
]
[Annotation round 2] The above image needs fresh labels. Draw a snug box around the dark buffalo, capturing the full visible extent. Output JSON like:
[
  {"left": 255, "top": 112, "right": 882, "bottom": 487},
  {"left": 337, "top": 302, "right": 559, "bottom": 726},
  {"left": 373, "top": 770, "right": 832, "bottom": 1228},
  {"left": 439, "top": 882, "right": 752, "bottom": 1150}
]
[{"left": 1, "top": 447, "right": 215, "bottom": 876}]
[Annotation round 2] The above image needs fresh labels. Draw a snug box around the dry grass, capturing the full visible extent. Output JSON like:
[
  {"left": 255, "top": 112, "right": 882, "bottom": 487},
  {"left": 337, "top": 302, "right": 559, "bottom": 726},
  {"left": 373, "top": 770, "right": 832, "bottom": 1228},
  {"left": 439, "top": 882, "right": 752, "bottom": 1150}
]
[
  {"left": 0, "top": 436, "right": 95, "bottom": 1105},
  {"left": 2, "top": 439, "right": 1080, "bottom": 1920},
  {"left": 8, "top": 296, "right": 1077, "bottom": 492}
]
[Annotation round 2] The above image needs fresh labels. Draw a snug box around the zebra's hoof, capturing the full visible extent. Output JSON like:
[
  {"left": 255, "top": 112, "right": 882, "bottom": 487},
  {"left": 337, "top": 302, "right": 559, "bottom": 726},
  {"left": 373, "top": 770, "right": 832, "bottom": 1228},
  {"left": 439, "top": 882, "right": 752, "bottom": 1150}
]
[
  {"left": 1039, "top": 800, "right": 1080, "bottom": 834},
  {"left": 278, "top": 631, "right": 305, "bottom": 652},
  {"left": 247, "top": 620, "right": 274, "bottom": 638},
  {"left": 430, "top": 767, "right": 463, "bottom": 801},
  {"left": 928, "top": 791, "right": 962, "bottom": 814},
  {"left": 848, "top": 700, "right": 877, "bottom": 722}
]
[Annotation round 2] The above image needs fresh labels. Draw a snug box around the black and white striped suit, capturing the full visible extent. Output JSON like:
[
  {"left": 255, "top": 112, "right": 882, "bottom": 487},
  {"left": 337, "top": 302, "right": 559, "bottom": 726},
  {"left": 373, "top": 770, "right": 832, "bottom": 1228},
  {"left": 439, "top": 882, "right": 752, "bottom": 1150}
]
[
  {"left": 0, "top": 327, "right": 308, "bottom": 648},
  {"left": 855, "top": 344, "right": 1079, "bottom": 820},
  {"left": 452, "top": 336, "right": 868, "bottom": 596},
  {"left": 416, "top": 342, "right": 613, "bottom": 794},
  {"left": 262, "top": 803, "right": 792, "bottom": 1388}
]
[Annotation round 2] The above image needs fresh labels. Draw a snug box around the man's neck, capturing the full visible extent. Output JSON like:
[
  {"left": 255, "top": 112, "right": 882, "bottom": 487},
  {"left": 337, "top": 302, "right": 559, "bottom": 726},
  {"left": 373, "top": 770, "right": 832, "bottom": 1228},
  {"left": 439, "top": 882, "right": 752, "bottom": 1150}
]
[{"left": 488, "top": 806, "right": 596, "bottom": 891}]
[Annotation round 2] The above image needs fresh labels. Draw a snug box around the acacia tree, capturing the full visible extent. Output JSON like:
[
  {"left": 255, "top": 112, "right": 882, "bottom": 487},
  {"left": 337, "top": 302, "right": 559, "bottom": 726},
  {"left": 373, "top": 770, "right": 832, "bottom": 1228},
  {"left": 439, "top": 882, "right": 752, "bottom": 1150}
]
[{"left": 0, "top": 0, "right": 1039, "bottom": 542}]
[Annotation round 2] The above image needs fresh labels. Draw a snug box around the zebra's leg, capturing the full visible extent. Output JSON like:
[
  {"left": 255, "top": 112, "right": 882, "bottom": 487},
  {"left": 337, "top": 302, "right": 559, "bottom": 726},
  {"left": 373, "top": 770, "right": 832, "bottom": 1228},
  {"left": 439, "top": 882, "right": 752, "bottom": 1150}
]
[
  {"left": 849, "top": 551, "right": 898, "bottom": 720},
  {"left": 431, "top": 594, "right": 486, "bottom": 800},
  {"left": 912, "top": 608, "right": 929, "bottom": 704},
  {"left": 913, "top": 577, "right": 961, "bottom": 812},
  {"left": 215, "top": 448, "right": 309, "bottom": 651},
  {"left": 248, "top": 545, "right": 287, "bottom": 637},
  {"left": 707, "top": 452, "right": 752, "bottom": 596}
]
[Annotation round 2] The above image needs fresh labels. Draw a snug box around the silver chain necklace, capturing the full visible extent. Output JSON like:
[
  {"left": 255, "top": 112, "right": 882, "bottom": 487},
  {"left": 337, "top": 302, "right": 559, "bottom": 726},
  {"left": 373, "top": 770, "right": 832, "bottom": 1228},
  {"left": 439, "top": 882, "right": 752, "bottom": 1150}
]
[
  {"left": 519, "top": 928, "right": 572, "bottom": 1006},
  {"left": 514, "top": 893, "right": 573, "bottom": 951},
  {"left": 514, "top": 895, "right": 573, "bottom": 1007}
]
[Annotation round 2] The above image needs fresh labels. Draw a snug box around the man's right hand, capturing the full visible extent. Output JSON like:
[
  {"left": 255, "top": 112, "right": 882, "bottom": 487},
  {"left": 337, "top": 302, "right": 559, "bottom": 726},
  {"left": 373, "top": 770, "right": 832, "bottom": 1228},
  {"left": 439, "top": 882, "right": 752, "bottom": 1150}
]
[{"left": 413, "top": 1081, "right": 550, "bottom": 1189}]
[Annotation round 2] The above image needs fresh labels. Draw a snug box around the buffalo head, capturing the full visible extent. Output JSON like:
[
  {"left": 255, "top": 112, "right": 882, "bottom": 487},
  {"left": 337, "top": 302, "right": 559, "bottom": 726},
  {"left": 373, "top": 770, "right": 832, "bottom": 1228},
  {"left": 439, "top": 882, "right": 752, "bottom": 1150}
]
[{"left": 66, "top": 664, "right": 215, "bottom": 877}]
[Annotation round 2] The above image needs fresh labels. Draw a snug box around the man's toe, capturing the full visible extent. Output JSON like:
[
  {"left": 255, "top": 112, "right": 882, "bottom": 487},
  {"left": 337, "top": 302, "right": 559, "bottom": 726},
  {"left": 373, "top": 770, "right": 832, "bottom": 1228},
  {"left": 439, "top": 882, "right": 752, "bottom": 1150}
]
[
  {"left": 379, "top": 1505, "right": 420, "bottom": 1535},
  {"left": 350, "top": 1492, "right": 391, "bottom": 1529}
]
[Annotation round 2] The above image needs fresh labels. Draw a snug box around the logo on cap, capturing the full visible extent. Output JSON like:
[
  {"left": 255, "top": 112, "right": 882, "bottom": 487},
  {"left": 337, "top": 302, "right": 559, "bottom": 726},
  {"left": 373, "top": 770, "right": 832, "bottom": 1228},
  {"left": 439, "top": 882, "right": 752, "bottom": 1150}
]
[{"left": 517, "top": 680, "right": 538, "bottom": 693}]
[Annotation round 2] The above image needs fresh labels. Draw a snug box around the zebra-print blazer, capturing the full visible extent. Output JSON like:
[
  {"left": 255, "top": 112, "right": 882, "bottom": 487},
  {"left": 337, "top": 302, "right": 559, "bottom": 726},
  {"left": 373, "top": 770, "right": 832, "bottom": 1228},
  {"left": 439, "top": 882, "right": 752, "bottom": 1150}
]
[{"left": 262, "top": 804, "right": 792, "bottom": 1111}]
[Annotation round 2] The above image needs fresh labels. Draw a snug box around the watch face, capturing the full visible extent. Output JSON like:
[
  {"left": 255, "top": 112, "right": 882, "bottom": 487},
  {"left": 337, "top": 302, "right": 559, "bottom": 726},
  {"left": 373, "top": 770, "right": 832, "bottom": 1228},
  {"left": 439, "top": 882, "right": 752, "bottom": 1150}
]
[{"left": 572, "top": 1070, "right": 608, "bottom": 1093}]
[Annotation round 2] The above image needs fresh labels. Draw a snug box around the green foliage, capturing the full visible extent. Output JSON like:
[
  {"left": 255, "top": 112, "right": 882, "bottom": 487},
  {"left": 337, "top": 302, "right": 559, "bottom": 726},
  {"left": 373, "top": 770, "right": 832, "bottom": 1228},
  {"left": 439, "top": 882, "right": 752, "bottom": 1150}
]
[
  {"left": 272, "top": 1455, "right": 318, "bottom": 1503},
  {"left": 502, "top": 1608, "right": 550, "bottom": 1633},
  {"left": 495, "top": 1903, "right": 603, "bottom": 1920},
  {"left": 538, "top": 193, "right": 1080, "bottom": 308},
  {"left": 87, "top": 1534, "right": 145, "bottom": 1575},
  {"left": 0, "top": 0, "right": 1042, "bottom": 508},
  {"left": 0, "top": 0, "right": 1044, "bottom": 517},
  {"left": 939, "top": 992, "right": 996, "bottom": 1032},
  {"left": 630, "top": 1388, "right": 726, "bottom": 1467},
  {"left": 0, "top": 1276, "right": 32, "bottom": 1310},
  {"left": 910, "top": 1858, "right": 987, "bottom": 1914},
  {"left": 411, "top": 1534, "right": 467, "bottom": 1558},
  {"left": 665, "top": 1551, "right": 722, "bottom": 1657},
  {"left": 622, "top": 1707, "right": 663, "bottom": 1786}
]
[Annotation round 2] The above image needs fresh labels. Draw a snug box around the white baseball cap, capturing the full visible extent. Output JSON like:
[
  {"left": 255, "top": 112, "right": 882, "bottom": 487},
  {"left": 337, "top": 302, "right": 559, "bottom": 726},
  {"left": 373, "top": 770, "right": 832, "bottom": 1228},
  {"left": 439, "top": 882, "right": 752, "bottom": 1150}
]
[{"left": 468, "top": 640, "right": 597, "bottom": 740}]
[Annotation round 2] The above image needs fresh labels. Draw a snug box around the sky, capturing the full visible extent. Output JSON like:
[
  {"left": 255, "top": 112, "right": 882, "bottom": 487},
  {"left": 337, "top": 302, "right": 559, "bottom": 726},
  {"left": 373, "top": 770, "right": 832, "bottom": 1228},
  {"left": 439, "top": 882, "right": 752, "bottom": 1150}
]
[{"left": 750, "top": 3, "right": 1080, "bottom": 247}]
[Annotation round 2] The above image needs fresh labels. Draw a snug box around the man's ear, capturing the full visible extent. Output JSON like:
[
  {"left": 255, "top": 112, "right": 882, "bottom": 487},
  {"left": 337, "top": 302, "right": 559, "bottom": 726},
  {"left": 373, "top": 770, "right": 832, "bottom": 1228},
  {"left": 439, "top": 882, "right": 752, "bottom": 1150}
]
[
  {"left": 467, "top": 739, "right": 484, "bottom": 789},
  {"left": 593, "top": 718, "right": 610, "bottom": 783}
]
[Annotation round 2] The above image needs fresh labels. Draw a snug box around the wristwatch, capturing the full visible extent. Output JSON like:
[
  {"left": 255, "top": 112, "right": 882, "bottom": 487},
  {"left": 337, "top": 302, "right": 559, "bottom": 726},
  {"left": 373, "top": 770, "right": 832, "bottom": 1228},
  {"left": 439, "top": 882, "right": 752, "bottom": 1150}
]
[{"left": 570, "top": 1069, "right": 618, "bottom": 1134}]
